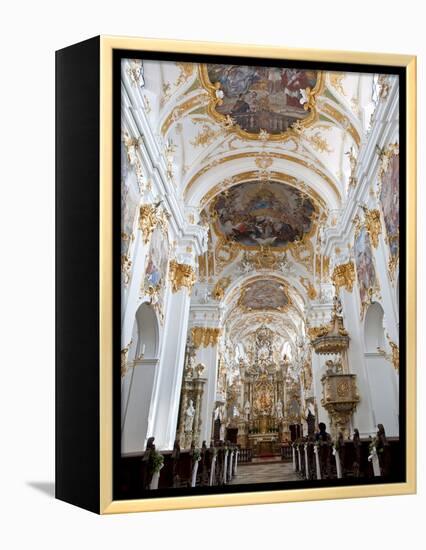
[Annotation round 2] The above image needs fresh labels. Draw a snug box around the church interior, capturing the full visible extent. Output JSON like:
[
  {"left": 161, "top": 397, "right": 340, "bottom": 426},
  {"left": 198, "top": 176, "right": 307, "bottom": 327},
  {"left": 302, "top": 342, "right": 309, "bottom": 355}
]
[{"left": 119, "top": 58, "right": 400, "bottom": 495}]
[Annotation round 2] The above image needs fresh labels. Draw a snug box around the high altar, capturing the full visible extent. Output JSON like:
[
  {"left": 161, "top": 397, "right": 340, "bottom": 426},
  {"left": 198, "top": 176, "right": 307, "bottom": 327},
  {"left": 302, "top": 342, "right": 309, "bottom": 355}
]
[{"left": 229, "top": 326, "right": 298, "bottom": 454}]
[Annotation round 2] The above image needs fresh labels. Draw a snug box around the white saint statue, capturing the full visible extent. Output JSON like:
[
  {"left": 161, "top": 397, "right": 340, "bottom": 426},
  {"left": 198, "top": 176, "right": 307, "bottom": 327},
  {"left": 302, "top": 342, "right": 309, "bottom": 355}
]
[
  {"left": 184, "top": 399, "right": 195, "bottom": 432},
  {"left": 276, "top": 400, "right": 283, "bottom": 420},
  {"left": 244, "top": 400, "right": 251, "bottom": 419}
]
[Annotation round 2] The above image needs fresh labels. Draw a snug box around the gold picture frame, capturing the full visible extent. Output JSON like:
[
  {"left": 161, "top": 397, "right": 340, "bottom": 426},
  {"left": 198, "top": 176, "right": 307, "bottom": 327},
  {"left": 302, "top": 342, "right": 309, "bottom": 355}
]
[{"left": 56, "top": 35, "right": 416, "bottom": 514}]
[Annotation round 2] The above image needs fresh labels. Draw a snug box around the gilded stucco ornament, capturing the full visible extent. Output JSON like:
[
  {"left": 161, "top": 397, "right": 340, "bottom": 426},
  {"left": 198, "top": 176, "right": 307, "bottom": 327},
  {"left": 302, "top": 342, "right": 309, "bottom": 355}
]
[
  {"left": 332, "top": 261, "right": 355, "bottom": 293},
  {"left": 191, "top": 327, "right": 222, "bottom": 348},
  {"left": 122, "top": 132, "right": 149, "bottom": 195},
  {"left": 121, "top": 254, "right": 132, "bottom": 285},
  {"left": 361, "top": 207, "right": 382, "bottom": 249},
  {"left": 299, "top": 277, "right": 317, "bottom": 300},
  {"left": 377, "top": 334, "right": 399, "bottom": 373},
  {"left": 169, "top": 260, "right": 196, "bottom": 294},
  {"left": 309, "top": 301, "right": 349, "bottom": 355},
  {"left": 377, "top": 142, "right": 399, "bottom": 179},
  {"left": 127, "top": 59, "right": 144, "bottom": 88},
  {"left": 212, "top": 277, "right": 231, "bottom": 301},
  {"left": 345, "top": 146, "right": 358, "bottom": 188},
  {"left": 328, "top": 73, "right": 346, "bottom": 96},
  {"left": 139, "top": 202, "right": 169, "bottom": 243},
  {"left": 121, "top": 341, "right": 132, "bottom": 378}
]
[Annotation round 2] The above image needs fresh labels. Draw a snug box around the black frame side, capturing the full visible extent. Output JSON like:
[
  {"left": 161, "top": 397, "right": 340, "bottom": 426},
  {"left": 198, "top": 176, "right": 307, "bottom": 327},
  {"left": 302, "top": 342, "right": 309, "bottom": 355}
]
[{"left": 55, "top": 36, "right": 101, "bottom": 513}]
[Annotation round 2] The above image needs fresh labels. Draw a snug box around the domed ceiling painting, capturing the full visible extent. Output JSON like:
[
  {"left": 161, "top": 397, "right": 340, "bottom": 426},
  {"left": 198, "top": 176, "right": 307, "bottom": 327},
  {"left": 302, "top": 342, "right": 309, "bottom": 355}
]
[
  {"left": 200, "top": 64, "right": 322, "bottom": 138},
  {"left": 238, "top": 280, "right": 289, "bottom": 311},
  {"left": 212, "top": 181, "right": 316, "bottom": 249}
]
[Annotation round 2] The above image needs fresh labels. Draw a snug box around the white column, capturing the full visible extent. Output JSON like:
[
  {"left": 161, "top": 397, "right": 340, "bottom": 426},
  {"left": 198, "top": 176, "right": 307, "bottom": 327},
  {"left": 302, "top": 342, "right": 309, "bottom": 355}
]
[
  {"left": 368, "top": 446, "right": 382, "bottom": 476},
  {"left": 195, "top": 342, "right": 219, "bottom": 444},
  {"left": 149, "top": 464, "right": 163, "bottom": 490},
  {"left": 146, "top": 285, "right": 191, "bottom": 450},
  {"left": 234, "top": 450, "right": 239, "bottom": 475},
  {"left": 333, "top": 447, "right": 342, "bottom": 478},
  {"left": 228, "top": 451, "right": 234, "bottom": 481},
  {"left": 223, "top": 449, "right": 228, "bottom": 483},
  {"left": 340, "top": 289, "right": 376, "bottom": 436},
  {"left": 313, "top": 444, "right": 322, "bottom": 479},
  {"left": 209, "top": 455, "right": 217, "bottom": 486},
  {"left": 191, "top": 458, "right": 200, "bottom": 487},
  {"left": 296, "top": 446, "right": 301, "bottom": 473},
  {"left": 304, "top": 443, "right": 309, "bottom": 479}
]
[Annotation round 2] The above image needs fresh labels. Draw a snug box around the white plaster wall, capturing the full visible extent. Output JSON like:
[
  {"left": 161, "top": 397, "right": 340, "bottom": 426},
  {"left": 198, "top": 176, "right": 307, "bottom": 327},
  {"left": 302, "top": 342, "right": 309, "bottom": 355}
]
[{"left": 121, "top": 360, "right": 157, "bottom": 454}]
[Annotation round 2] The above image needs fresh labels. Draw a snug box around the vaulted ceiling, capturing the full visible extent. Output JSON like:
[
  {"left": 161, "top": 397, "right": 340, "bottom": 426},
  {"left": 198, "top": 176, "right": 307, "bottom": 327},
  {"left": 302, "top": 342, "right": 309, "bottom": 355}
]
[{"left": 129, "top": 58, "right": 381, "bottom": 368}]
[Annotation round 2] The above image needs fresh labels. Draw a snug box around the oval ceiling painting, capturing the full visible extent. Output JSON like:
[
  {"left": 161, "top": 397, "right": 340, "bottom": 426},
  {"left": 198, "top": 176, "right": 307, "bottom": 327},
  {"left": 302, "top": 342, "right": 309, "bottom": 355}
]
[
  {"left": 201, "top": 64, "right": 322, "bottom": 138},
  {"left": 239, "top": 280, "right": 289, "bottom": 311},
  {"left": 213, "top": 181, "right": 316, "bottom": 249}
]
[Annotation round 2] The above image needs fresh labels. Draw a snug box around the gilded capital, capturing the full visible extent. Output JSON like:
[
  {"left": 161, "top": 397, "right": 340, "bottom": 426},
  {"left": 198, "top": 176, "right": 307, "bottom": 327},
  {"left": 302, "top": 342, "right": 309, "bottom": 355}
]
[
  {"left": 332, "top": 261, "right": 355, "bottom": 293},
  {"left": 191, "top": 326, "right": 222, "bottom": 348},
  {"left": 169, "top": 260, "right": 196, "bottom": 294}
]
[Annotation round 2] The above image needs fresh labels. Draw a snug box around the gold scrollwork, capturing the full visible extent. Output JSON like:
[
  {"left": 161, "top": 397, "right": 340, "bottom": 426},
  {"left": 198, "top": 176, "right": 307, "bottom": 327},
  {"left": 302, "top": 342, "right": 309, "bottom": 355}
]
[
  {"left": 361, "top": 207, "right": 382, "bottom": 249},
  {"left": 169, "top": 260, "right": 196, "bottom": 294},
  {"left": 378, "top": 334, "right": 399, "bottom": 373},
  {"left": 332, "top": 261, "right": 355, "bottom": 293},
  {"left": 212, "top": 277, "right": 231, "bottom": 301},
  {"left": 191, "top": 327, "right": 222, "bottom": 348},
  {"left": 139, "top": 203, "right": 169, "bottom": 243}
]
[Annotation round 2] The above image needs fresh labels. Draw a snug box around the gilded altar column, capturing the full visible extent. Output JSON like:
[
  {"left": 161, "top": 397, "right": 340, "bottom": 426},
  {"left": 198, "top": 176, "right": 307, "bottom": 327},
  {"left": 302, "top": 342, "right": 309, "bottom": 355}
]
[{"left": 146, "top": 259, "right": 196, "bottom": 450}]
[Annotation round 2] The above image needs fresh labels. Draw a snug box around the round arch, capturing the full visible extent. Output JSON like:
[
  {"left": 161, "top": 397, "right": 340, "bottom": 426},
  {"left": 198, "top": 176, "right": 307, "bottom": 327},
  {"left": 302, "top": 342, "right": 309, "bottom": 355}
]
[{"left": 363, "top": 301, "right": 399, "bottom": 437}]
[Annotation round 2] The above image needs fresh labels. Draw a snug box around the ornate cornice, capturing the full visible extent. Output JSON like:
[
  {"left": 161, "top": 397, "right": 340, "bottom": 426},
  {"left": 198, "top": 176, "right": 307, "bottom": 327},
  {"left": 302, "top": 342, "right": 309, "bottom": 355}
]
[{"left": 169, "top": 260, "right": 196, "bottom": 293}]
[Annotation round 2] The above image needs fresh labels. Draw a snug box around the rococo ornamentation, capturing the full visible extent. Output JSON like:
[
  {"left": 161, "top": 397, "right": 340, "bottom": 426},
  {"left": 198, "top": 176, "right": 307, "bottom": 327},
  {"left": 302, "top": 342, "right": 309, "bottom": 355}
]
[
  {"left": 332, "top": 261, "right": 355, "bottom": 293},
  {"left": 139, "top": 203, "right": 169, "bottom": 243},
  {"left": 361, "top": 207, "right": 382, "bottom": 249},
  {"left": 169, "top": 260, "right": 196, "bottom": 293},
  {"left": 191, "top": 327, "right": 222, "bottom": 348}
]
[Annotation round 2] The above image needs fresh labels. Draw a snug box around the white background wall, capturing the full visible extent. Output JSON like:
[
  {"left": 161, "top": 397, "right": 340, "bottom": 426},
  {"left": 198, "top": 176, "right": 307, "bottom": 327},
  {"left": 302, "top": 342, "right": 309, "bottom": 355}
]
[{"left": 0, "top": 1, "right": 423, "bottom": 548}]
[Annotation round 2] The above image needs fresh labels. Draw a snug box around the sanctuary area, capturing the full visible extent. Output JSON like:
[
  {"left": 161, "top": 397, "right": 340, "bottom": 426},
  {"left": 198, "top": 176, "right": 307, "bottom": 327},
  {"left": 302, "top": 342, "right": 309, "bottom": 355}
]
[{"left": 119, "top": 58, "right": 400, "bottom": 495}]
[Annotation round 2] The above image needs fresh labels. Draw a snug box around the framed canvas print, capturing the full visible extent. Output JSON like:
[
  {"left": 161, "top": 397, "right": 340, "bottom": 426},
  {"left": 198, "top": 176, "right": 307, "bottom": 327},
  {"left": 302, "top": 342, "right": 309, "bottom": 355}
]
[{"left": 55, "top": 36, "right": 416, "bottom": 514}]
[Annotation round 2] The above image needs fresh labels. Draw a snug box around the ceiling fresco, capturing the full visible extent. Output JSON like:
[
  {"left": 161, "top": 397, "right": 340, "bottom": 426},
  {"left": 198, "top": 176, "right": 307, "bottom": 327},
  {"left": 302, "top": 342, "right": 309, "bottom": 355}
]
[
  {"left": 201, "top": 64, "right": 321, "bottom": 137},
  {"left": 212, "top": 181, "right": 316, "bottom": 249},
  {"left": 238, "top": 279, "right": 289, "bottom": 311}
]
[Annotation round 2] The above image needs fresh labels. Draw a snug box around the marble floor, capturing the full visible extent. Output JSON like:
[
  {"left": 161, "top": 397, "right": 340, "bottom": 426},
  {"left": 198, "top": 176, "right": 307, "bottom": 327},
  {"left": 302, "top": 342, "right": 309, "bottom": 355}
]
[{"left": 229, "top": 461, "right": 298, "bottom": 485}]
